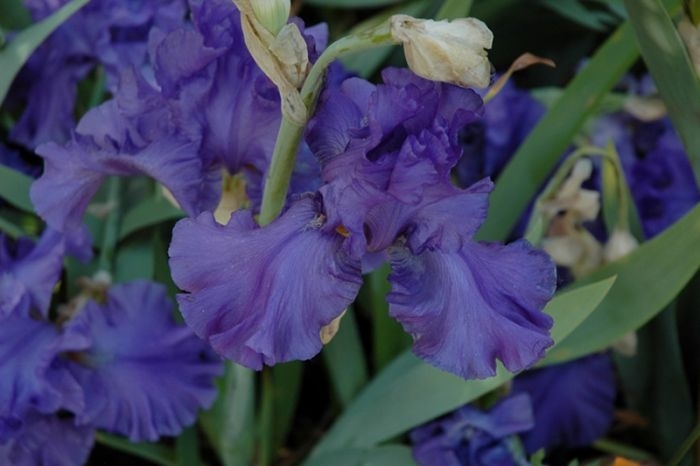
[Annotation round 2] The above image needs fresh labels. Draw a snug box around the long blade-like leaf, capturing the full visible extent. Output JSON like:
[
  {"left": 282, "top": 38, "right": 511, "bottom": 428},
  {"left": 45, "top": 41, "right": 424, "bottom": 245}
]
[{"left": 0, "top": 0, "right": 88, "bottom": 104}]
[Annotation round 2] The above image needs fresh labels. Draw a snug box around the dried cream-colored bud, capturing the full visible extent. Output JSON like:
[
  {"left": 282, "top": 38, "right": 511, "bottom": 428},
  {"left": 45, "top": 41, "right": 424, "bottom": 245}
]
[
  {"left": 239, "top": 11, "right": 308, "bottom": 124},
  {"left": 624, "top": 96, "right": 667, "bottom": 122},
  {"left": 613, "top": 331, "right": 638, "bottom": 357},
  {"left": 603, "top": 228, "right": 639, "bottom": 263},
  {"left": 269, "top": 23, "right": 310, "bottom": 89},
  {"left": 320, "top": 310, "right": 346, "bottom": 345},
  {"left": 390, "top": 15, "right": 493, "bottom": 88},
  {"left": 250, "top": 0, "right": 290, "bottom": 35},
  {"left": 542, "top": 159, "right": 600, "bottom": 222},
  {"left": 679, "top": 18, "right": 700, "bottom": 76}
]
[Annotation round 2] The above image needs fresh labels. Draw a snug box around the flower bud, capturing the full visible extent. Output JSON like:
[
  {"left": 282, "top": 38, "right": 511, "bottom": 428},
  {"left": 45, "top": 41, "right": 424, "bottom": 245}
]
[
  {"left": 603, "top": 228, "right": 639, "bottom": 263},
  {"left": 250, "top": 0, "right": 290, "bottom": 35},
  {"left": 320, "top": 310, "right": 346, "bottom": 345},
  {"left": 390, "top": 15, "right": 493, "bottom": 88}
]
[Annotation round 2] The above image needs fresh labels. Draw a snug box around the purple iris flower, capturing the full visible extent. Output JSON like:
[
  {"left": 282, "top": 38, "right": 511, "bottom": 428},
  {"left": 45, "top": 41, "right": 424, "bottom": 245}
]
[
  {"left": 0, "top": 229, "right": 66, "bottom": 316},
  {"left": 62, "top": 281, "right": 223, "bottom": 441},
  {"left": 170, "top": 195, "right": 363, "bottom": 369},
  {"left": 409, "top": 393, "right": 534, "bottom": 466},
  {"left": 31, "top": 0, "right": 325, "bottom": 233},
  {"left": 456, "top": 79, "right": 545, "bottom": 188},
  {"left": 0, "top": 411, "right": 94, "bottom": 466},
  {"left": 31, "top": 67, "right": 219, "bottom": 232},
  {"left": 170, "top": 68, "right": 556, "bottom": 380},
  {"left": 0, "top": 302, "right": 87, "bottom": 439},
  {"left": 10, "top": 0, "right": 187, "bottom": 149},
  {"left": 591, "top": 113, "right": 700, "bottom": 238},
  {"left": 512, "top": 353, "right": 617, "bottom": 453}
]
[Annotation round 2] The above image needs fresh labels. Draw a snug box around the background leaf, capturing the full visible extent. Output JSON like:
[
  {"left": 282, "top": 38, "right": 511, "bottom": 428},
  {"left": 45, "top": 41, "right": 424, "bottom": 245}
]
[
  {"left": 304, "top": 445, "right": 416, "bottom": 466},
  {"left": 95, "top": 432, "right": 176, "bottom": 466},
  {"left": 615, "top": 305, "right": 694, "bottom": 465},
  {"left": 304, "top": 0, "right": 404, "bottom": 8},
  {"left": 623, "top": 0, "right": 700, "bottom": 185},
  {"left": 119, "top": 196, "right": 183, "bottom": 240},
  {"left": 543, "top": 203, "right": 700, "bottom": 364},
  {"left": 0, "top": 0, "right": 88, "bottom": 104},
  {"left": 200, "top": 363, "right": 256, "bottom": 466},
  {"left": 322, "top": 309, "right": 369, "bottom": 408},
  {"left": 306, "top": 277, "right": 615, "bottom": 458},
  {"left": 0, "top": 164, "right": 33, "bottom": 212}
]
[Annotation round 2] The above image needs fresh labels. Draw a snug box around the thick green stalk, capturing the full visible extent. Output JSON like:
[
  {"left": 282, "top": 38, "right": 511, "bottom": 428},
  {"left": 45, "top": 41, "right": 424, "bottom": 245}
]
[
  {"left": 258, "top": 22, "right": 395, "bottom": 226},
  {"left": 97, "top": 177, "right": 122, "bottom": 273}
]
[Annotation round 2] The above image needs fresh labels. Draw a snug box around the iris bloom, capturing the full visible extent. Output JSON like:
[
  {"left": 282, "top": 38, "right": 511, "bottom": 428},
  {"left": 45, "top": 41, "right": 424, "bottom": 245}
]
[{"left": 170, "top": 68, "right": 556, "bottom": 380}]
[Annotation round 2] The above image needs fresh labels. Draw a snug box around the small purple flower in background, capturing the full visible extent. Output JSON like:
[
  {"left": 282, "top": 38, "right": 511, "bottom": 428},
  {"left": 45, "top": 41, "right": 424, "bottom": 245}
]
[
  {"left": 0, "top": 229, "right": 66, "bottom": 316},
  {"left": 0, "top": 306, "right": 86, "bottom": 438},
  {"left": 30, "top": 0, "right": 326, "bottom": 234},
  {"left": 591, "top": 113, "right": 700, "bottom": 238},
  {"left": 409, "top": 353, "right": 617, "bottom": 464},
  {"left": 410, "top": 393, "right": 534, "bottom": 466},
  {"left": 512, "top": 353, "right": 617, "bottom": 454},
  {"left": 0, "top": 412, "right": 94, "bottom": 466},
  {"left": 63, "top": 281, "right": 223, "bottom": 441},
  {"left": 8, "top": 0, "right": 187, "bottom": 149},
  {"left": 456, "top": 78, "right": 545, "bottom": 188}
]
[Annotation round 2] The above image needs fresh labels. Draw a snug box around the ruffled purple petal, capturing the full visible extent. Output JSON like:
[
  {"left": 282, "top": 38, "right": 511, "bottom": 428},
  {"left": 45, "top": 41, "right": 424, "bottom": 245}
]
[
  {"left": 512, "top": 353, "right": 617, "bottom": 452},
  {"left": 0, "top": 229, "right": 66, "bottom": 316},
  {"left": 387, "top": 240, "right": 555, "bottom": 379},
  {"left": 0, "top": 412, "right": 94, "bottom": 466},
  {"left": 456, "top": 78, "right": 544, "bottom": 187},
  {"left": 63, "top": 281, "right": 222, "bottom": 442},
  {"left": 0, "top": 311, "right": 88, "bottom": 435},
  {"left": 169, "top": 196, "right": 363, "bottom": 369}
]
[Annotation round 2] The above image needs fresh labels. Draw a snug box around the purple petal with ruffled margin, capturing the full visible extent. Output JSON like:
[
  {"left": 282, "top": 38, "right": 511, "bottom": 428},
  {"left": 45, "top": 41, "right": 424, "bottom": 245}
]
[
  {"left": 512, "top": 353, "right": 616, "bottom": 453},
  {"left": 410, "top": 393, "right": 533, "bottom": 466},
  {"left": 32, "top": 133, "right": 208, "bottom": 232},
  {"left": 456, "top": 78, "right": 545, "bottom": 188},
  {"left": 0, "top": 411, "right": 94, "bottom": 466},
  {"left": 0, "top": 307, "right": 88, "bottom": 439},
  {"left": 387, "top": 240, "right": 555, "bottom": 379},
  {"left": 627, "top": 121, "right": 700, "bottom": 237},
  {"left": 169, "top": 195, "right": 363, "bottom": 369},
  {"left": 12, "top": 0, "right": 187, "bottom": 149},
  {"left": 62, "top": 281, "right": 222, "bottom": 442},
  {"left": 0, "top": 229, "right": 66, "bottom": 316},
  {"left": 362, "top": 178, "right": 492, "bottom": 255}
]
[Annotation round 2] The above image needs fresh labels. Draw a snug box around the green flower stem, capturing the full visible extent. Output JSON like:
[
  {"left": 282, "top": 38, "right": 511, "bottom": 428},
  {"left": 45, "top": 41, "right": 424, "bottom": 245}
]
[
  {"left": 593, "top": 438, "right": 653, "bottom": 462},
  {"left": 667, "top": 420, "right": 700, "bottom": 466},
  {"left": 258, "top": 368, "right": 274, "bottom": 466},
  {"left": 97, "top": 176, "right": 123, "bottom": 273},
  {"left": 602, "top": 142, "right": 631, "bottom": 232},
  {"left": 254, "top": 22, "right": 398, "bottom": 465},
  {"left": 258, "top": 21, "right": 396, "bottom": 226}
]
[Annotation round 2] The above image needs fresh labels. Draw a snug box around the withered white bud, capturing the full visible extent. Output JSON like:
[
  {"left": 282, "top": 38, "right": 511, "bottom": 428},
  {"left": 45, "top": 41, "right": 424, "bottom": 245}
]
[
  {"left": 679, "top": 18, "right": 700, "bottom": 77},
  {"left": 250, "top": 0, "right": 290, "bottom": 35},
  {"left": 390, "top": 15, "right": 493, "bottom": 88},
  {"left": 239, "top": 13, "right": 309, "bottom": 124},
  {"left": 603, "top": 228, "right": 639, "bottom": 263},
  {"left": 542, "top": 159, "right": 600, "bottom": 222},
  {"left": 320, "top": 310, "right": 346, "bottom": 345},
  {"left": 613, "top": 331, "right": 638, "bottom": 357}
]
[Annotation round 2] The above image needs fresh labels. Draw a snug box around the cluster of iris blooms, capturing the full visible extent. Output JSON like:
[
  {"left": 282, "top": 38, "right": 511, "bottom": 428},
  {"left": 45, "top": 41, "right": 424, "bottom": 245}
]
[{"left": 1, "top": 0, "right": 698, "bottom": 464}]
